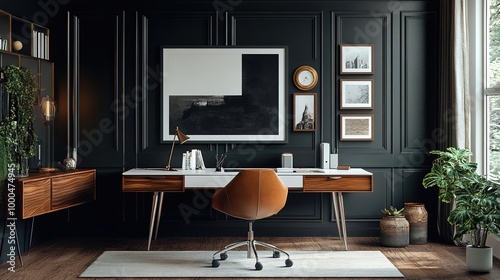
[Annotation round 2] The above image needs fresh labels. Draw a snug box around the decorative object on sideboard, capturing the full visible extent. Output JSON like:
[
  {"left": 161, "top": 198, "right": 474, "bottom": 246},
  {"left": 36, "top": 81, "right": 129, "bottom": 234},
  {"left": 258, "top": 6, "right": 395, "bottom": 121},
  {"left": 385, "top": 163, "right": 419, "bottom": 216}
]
[
  {"left": 0, "top": 65, "right": 38, "bottom": 179},
  {"left": 422, "top": 147, "right": 500, "bottom": 272},
  {"left": 379, "top": 206, "right": 409, "bottom": 247},
  {"left": 166, "top": 127, "right": 189, "bottom": 171},
  {"left": 404, "top": 202, "right": 428, "bottom": 244}
]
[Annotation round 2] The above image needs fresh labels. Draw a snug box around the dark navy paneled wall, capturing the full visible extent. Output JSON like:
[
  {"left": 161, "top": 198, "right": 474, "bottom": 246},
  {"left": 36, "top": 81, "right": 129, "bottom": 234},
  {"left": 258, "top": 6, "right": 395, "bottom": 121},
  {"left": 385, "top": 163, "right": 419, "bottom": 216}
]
[{"left": 2, "top": 1, "right": 440, "bottom": 242}]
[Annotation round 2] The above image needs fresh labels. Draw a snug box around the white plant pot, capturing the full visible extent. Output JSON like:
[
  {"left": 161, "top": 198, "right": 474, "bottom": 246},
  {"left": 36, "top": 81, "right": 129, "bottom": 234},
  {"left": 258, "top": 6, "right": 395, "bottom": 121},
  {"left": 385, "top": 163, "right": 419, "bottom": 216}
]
[{"left": 466, "top": 245, "right": 493, "bottom": 272}]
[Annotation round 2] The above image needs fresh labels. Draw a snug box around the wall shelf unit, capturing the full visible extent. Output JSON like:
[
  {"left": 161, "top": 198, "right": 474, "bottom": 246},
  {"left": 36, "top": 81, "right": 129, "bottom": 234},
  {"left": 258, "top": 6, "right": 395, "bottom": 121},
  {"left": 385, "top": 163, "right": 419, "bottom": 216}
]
[{"left": 0, "top": 9, "right": 49, "bottom": 59}]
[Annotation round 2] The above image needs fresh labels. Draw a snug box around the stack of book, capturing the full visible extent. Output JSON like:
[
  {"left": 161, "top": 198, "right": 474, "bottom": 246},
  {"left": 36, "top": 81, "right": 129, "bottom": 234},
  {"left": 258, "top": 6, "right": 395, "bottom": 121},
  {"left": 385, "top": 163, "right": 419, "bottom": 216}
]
[
  {"left": 182, "top": 149, "right": 206, "bottom": 170},
  {"left": 0, "top": 37, "right": 7, "bottom": 51},
  {"left": 32, "top": 30, "right": 49, "bottom": 59}
]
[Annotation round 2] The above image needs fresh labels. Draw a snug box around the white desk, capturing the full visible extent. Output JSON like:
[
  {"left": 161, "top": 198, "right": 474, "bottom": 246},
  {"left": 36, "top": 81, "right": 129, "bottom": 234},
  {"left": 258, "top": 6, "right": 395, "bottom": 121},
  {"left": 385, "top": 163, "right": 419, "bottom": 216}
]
[{"left": 122, "top": 168, "right": 373, "bottom": 250}]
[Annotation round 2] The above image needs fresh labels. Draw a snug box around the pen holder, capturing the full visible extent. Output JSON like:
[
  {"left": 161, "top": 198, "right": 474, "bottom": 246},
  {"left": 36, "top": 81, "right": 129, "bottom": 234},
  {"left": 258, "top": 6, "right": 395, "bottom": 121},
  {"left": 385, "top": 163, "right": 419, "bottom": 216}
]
[{"left": 215, "top": 154, "right": 226, "bottom": 172}]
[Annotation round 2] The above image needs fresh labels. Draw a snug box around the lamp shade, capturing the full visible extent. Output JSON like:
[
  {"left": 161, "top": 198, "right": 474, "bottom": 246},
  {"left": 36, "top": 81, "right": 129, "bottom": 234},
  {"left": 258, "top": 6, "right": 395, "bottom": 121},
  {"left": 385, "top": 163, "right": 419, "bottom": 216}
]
[
  {"left": 41, "top": 96, "right": 56, "bottom": 123},
  {"left": 166, "top": 127, "right": 189, "bottom": 171},
  {"left": 176, "top": 127, "right": 190, "bottom": 144}
]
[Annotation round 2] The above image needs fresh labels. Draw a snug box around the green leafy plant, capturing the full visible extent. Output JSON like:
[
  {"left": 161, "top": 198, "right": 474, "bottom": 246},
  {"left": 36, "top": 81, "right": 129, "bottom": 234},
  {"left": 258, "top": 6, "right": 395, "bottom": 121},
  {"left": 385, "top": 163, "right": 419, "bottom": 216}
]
[
  {"left": 0, "top": 65, "right": 38, "bottom": 192},
  {"left": 423, "top": 147, "right": 500, "bottom": 248},
  {"left": 422, "top": 147, "right": 477, "bottom": 203},
  {"left": 381, "top": 206, "right": 404, "bottom": 216}
]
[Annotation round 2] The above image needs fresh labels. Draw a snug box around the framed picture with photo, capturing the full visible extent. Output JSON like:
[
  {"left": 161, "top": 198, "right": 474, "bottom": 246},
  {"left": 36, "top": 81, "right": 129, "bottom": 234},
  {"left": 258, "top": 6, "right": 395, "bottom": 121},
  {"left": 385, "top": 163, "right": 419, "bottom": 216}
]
[
  {"left": 340, "top": 79, "right": 374, "bottom": 109},
  {"left": 293, "top": 93, "right": 317, "bottom": 131},
  {"left": 340, "top": 114, "right": 374, "bottom": 141},
  {"left": 340, "top": 44, "right": 374, "bottom": 75}
]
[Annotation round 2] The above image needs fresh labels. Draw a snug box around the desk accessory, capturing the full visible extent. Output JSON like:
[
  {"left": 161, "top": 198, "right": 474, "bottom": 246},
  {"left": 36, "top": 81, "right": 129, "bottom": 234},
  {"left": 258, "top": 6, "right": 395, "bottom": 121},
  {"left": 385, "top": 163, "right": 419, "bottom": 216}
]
[
  {"left": 281, "top": 153, "right": 293, "bottom": 168},
  {"left": 215, "top": 154, "right": 226, "bottom": 172},
  {"left": 320, "top": 143, "right": 330, "bottom": 169},
  {"left": 166, "top": 127, "right": 189, "bottom": 171},
  {"left": 337, "top": 165, "right": 350, "bottom": 170}
]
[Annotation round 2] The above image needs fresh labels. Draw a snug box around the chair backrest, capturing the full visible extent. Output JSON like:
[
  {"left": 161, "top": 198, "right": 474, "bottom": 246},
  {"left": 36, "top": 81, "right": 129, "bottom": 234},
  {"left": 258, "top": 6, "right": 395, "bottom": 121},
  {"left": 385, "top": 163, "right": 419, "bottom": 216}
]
[{"left": 212, "top": 169, "right": 288, "bottom": 220}]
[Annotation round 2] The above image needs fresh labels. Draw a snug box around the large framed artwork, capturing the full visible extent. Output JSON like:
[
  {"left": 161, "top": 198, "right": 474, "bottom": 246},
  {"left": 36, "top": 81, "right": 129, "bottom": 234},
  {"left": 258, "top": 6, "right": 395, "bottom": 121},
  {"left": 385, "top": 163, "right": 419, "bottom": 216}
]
[
  {"left": 340, "top": 44, "right": 374, "bottom": 75},
  {"left": 162, "top": 47, "right": 287, "bottom": 143}
]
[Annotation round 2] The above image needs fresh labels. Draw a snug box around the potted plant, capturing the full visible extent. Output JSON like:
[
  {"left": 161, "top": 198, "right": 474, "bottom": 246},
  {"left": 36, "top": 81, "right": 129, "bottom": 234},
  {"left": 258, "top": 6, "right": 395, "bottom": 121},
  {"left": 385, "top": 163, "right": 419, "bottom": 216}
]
[
  {"left": 379, "top": 206, "right": 409, "bottom": 247},
  {"left": 0, "top": 65, "right": 38, "bottom": 181},
  {"left": 423, "top": 147, "right": 500, "bottom": 272}
]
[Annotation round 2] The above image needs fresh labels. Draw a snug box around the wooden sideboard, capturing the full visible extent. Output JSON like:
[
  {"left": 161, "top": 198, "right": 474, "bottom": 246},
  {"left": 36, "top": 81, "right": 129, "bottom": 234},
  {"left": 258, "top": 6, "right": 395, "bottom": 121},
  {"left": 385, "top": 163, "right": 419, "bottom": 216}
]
[{"left": 14, "top": 169, "right": 96, "bottom": 219}]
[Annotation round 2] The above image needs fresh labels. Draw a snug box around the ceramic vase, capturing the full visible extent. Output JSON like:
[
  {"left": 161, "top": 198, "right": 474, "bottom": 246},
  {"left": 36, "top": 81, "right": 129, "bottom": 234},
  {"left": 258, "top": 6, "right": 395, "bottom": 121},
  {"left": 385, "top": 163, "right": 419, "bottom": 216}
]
[
  {"left": 380, "top": 215, "right": 409, "bottom": 247},
  {"left": 404, "top": 202, "right": 428, "bottom": 244},
  {"left": 466, "top": 245, "right": 493, "bottom": 272}
]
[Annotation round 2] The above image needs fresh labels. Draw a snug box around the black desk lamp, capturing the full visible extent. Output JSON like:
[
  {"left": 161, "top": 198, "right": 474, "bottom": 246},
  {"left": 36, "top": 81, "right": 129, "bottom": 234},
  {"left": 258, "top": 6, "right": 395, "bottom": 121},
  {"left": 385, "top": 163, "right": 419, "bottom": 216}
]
[{"left": 166, "top": 127, "right": 189, "bottom": 171}]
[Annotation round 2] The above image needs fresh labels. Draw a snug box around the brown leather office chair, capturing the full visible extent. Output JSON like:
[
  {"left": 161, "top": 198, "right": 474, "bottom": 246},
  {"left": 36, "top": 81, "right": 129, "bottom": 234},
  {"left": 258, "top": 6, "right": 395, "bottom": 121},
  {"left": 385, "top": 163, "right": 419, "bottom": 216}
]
[{"left": 211, "top": 169, "right": 293, "bottom": 270}]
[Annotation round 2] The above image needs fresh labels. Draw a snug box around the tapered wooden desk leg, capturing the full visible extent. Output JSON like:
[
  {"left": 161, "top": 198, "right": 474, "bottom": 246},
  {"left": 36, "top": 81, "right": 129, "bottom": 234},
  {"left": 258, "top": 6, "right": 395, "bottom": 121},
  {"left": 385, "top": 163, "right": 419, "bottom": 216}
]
[
  {"left": 154, "top": 192, "right": 164, "bottom": 240},
  {"left": 148, "top": 192, "right": 160, "bottom": 251},
  {"left": 338, "top": 192, "right": 348, "bottom": 250},
  {"left": 331, "top": 192, "right": 343, "bottom": 240}
]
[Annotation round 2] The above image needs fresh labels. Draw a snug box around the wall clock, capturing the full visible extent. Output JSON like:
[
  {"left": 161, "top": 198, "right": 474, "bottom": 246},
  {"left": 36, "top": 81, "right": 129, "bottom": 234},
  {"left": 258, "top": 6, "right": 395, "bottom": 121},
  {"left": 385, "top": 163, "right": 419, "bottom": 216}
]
[{"left": 293, "top": 65, "right": 318, "bottom": 91}]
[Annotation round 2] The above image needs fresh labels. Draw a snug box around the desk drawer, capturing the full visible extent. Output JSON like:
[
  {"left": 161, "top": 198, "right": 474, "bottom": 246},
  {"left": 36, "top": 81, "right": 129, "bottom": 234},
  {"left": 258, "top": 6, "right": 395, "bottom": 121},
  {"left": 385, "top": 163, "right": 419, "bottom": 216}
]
[
  {"left": 122, "top": 176, "right": 184, "bottom": 192},
  {"left": 303, "top": 175, "right": 373, "bottom": 192}
]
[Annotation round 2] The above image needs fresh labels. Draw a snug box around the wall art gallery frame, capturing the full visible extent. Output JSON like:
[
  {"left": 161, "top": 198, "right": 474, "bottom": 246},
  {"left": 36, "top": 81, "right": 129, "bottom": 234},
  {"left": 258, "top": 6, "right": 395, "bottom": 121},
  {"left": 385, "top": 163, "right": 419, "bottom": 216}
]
[
  {"left": 340, "top": 79, "right": 374, "bottom": 109},
  {"left": 340, "top": 114, "right": 374, "bottom": 141},
  {"left": 161, "top": 46, "right": 287, "bottom": 143},
  {"left": 340, "top": 44, "right": 374, "bottom": 75},
  {"left": 293, "top": 93, "right": 317, "bottom": 132}
]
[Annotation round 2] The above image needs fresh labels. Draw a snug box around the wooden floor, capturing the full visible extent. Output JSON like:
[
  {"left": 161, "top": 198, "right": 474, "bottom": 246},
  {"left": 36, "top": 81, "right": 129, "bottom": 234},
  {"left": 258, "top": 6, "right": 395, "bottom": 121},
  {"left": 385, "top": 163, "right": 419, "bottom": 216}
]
[{"left": 0, "top": 236, "right": 499, "bottom": 279}]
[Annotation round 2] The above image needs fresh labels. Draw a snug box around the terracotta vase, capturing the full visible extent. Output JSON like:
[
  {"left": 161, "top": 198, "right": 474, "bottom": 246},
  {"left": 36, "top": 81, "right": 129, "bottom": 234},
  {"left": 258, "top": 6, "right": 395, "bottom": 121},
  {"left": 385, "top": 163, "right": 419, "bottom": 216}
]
[
  {"left": 404, "top": 202, "right": 428, "bottom": 244},
  {"left": 380, "top": 215, "right": 409, "bottom": 247}
]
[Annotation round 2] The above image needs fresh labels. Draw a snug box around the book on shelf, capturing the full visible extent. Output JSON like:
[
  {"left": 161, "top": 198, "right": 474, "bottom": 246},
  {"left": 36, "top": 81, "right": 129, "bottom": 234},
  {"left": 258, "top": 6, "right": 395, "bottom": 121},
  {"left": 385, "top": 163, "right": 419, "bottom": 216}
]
[{"left": 182, "top": 149, "right": 206, "bottom": 170}]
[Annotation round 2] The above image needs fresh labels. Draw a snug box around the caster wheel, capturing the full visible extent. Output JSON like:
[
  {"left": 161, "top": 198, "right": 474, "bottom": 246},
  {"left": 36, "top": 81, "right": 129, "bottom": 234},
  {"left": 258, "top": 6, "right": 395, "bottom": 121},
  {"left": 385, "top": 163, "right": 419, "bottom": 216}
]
[
  {"left": 255, "top": 262, "right": 263, "bottom": 270},
  {"left": 272, "top": 251, "right": 280, "bottom": 258},
  {"left": 285, "top": 259, "right": 293, "bottom": 267},
  {"left": 212, "top": 259, "right": 220, "bottom": 268},
  {"left": 220, "top": 252, "right": 228, "bottom": 260}
]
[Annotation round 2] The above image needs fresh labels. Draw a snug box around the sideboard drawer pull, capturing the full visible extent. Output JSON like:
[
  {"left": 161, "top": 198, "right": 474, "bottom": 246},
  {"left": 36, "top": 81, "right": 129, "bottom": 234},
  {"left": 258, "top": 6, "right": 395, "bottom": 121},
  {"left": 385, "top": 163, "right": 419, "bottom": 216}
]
[{"left": 328, "top": 176, "right": 342, "bottom": 180}]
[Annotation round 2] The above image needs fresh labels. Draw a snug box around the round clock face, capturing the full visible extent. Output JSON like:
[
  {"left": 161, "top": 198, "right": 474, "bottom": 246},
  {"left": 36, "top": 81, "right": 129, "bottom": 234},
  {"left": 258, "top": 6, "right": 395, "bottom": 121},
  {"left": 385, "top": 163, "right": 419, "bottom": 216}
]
[
  {"left": 294, "top": 66, "right": 318, "bottom": 91},
  {"left": 298, "top": 70, "right": 314, "bottom": 86}
]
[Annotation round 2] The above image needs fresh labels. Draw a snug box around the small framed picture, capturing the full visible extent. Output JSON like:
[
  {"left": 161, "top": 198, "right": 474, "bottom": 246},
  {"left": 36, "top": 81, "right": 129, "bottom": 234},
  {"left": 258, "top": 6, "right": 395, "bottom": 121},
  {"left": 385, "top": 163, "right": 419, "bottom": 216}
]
[
  {"left": 293, "top": 93, "right": 317, "bottom": 131},
  {"left": 340, "top": 114, "right": 374, "bottom": 141},
  {"left": 340, "top": 79, "right": 374, "bottom": 109},
  {"left": 340, "top": 44, "right": 374, "bottom": 75}
]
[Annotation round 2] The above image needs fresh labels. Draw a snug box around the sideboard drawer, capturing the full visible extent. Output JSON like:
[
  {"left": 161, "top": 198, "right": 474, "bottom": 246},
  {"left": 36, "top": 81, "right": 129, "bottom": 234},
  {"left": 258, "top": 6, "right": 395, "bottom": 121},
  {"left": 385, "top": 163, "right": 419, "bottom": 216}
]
[
  {"left": 303, "top": 175, "right": 373, "bottom": 192},
  {"left": 21, "top": 178, "right": 51, "bottom": 219},
  {"left": 122, "top": 176, "right": 184, "bottom": 192},
  {"left": 52, "top": 171, "right": 95, "bottom": 210}
]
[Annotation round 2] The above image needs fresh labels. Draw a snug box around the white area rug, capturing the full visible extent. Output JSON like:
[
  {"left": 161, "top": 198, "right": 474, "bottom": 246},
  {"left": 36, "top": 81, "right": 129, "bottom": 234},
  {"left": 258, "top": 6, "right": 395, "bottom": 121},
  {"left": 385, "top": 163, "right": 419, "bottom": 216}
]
[{"left": 80, "top": 250, "right": 404, "bottom": 278}]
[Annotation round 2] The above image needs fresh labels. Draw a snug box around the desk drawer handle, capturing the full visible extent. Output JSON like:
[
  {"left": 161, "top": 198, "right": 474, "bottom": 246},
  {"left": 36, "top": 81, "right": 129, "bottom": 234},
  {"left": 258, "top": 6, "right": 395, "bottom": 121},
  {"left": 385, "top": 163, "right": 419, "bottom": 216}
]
[
  {"left": 328, "top": 176, "right": 342, "bottom": 180},
  {"left": 145, "top": 176, "right": 167, "bottom": 179}
]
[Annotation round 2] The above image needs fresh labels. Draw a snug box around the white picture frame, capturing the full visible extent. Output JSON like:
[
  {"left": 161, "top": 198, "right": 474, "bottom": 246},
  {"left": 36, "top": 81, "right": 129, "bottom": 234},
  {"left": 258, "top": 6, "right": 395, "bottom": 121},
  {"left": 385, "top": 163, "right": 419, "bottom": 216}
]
[
  {"left": 161, "top": 47, "right": 287, "bottom": 143},
  {"left": 340, "top": 79, "right": 374, "bottom": 109},
  {"left": 340, "top": 44, "right": 374, "bottom": 75},
  {"left": 340, "top": 114, "right": 374, "bottom": 141}
]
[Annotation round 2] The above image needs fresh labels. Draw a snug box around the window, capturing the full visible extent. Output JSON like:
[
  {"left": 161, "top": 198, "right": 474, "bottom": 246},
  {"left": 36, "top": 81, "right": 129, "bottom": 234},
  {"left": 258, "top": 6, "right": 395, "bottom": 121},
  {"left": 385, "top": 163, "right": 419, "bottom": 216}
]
[{"left": 486, "top": 0, "right": 500, "bottom": 181}]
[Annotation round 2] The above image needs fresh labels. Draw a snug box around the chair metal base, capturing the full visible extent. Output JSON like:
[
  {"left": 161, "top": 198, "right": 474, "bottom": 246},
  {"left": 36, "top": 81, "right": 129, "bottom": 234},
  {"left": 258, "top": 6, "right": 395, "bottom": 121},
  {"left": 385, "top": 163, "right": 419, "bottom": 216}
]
[{"left": 211, "top": 221, "right": 293, "bottom": 270}]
